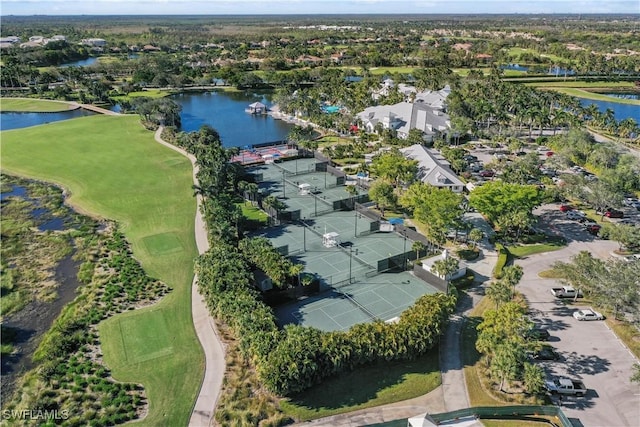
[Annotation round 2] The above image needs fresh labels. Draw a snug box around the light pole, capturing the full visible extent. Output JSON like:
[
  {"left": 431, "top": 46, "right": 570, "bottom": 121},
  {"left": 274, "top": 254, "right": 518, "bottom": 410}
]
[
  {"left": 403, "top": 230, "right": 407, "bottom": 271},
  {"left": 302, "top": 217, "right": 306, "bottom": 252},
  {"left": 282, "top": 170, "right": 286, "bottom": 198},
  {"left": 349, "top": 246, "right": 358, "bottom": 284},
  {"left": 314, "top": 193, "right": 317, "bottom": 217},
  {"left": 354, "top": 212, "right": 358, "bottom": 237}
]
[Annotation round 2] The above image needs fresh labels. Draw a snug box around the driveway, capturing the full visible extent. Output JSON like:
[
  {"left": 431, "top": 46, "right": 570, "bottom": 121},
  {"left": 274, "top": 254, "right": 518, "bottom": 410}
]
[{"left": 516, "top": 204, "right": 640, "bottom": 427}]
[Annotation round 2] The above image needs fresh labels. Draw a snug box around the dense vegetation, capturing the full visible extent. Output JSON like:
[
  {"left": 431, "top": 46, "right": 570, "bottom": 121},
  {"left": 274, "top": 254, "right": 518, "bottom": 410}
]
[{"left": 1, "top": 176, "right": 170, "bottom": 427}]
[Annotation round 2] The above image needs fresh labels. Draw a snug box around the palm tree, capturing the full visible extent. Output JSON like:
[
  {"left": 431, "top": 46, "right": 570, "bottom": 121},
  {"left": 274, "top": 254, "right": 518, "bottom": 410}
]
[
  {"left": 262, "top": 195, "right": 287, "bottom": 224},
  {"left": 486, "top": 279, "right": 513, "bottom": 309},
  {"left": 345, "top": 185, "right": 358, "bottom": 209},
  {"left": 412, "top": 241, "right": 427, "bottom": 262},
  {"left": 431, "top": 255, "right": 460, "bottom": 294},
  {"left": 468, "top": 228, "right": 484, "bottom": 249}
]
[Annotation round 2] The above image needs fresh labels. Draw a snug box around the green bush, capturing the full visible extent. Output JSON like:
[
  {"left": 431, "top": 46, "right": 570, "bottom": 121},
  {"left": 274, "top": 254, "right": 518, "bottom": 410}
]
[{"left": 493, "top": 243, "right": 509, "bottom": 279}]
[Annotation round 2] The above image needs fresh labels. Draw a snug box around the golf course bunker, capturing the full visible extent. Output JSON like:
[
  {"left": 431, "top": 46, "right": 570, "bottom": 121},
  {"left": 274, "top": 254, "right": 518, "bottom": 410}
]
[
  {"left": 142, "top": 232, "right": 185, "bottom": 255},
  {"left": 118, "top": 310, "right": 174, "bottom": 363}
]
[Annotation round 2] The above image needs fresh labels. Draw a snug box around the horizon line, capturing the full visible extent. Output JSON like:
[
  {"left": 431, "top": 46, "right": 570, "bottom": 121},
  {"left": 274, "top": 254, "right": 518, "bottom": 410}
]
[{"left": 2, "top": 12, "right": 640, "bottom": 17}]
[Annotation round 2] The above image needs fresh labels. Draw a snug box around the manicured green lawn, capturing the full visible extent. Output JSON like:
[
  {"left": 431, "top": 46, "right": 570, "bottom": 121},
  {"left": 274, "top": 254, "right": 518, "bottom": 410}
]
[
  {"left": 527, "top": 81, "right": 636, "bottom": 88},
  {"left": 240, "top": 201, "right": 268, "bottom": 223},
  {"left": 0, "top": 98, "right": 75, "bottom": 112},
  {"left": 111, "top": 89, "right": 172, "bottom": 101},
  {"left": 340, "top": 66, "right": 418, "bottom": 75},
  {"left": 0, "top": 114, "right": 202, "bottom": 426},
  {"left": 543, "top": 88, "right": 640, "bottom": 105},
  {"left": 281, "top": 351, "right": 440, "bottom": 421},
  {"left": 506, "top": 241, "right": 565, "bottom": 258}
]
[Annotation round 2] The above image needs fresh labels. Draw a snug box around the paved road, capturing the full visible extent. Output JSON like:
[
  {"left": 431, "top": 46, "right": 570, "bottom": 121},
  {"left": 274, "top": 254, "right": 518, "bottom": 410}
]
[
  {"left": 518, "top": 204, "right": 640, "bottom": 427},
  {"left": 154, "top": 127, "right": 225, "bottom": 427}
]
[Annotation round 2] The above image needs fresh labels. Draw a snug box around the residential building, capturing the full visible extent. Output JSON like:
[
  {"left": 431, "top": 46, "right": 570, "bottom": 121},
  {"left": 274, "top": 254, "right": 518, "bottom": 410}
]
[
  {"left": 81, "top": 38, "right": 107, "bottom": 47},
  {"left": 356, "top": 102, "right": 450, "bottom": 141},
  {"left": 400, "top": 144, "right": 464, "bottom": 193}
]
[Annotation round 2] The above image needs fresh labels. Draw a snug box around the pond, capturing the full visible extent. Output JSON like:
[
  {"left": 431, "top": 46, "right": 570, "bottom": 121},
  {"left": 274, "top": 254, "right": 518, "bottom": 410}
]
[
  {"left": 1, "top": 109, "right": 97, "bottom": 131},
  {"left": 173, "top": 91, "right": 295, "bottom": 147},
  {"left": 501, "top": 64, "right": 529, "bottom": 72},
  {"left": 579, "top": 98, "right": 640, "bottom": 123},
  {"left": 59, "top": 57, "right": 99, "bottom": 67}
]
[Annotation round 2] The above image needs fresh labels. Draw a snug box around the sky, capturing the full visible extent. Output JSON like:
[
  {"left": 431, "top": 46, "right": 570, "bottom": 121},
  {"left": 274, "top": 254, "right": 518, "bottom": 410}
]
[{"left": 1, "top": 0, "right": 638, "bottom": 16}]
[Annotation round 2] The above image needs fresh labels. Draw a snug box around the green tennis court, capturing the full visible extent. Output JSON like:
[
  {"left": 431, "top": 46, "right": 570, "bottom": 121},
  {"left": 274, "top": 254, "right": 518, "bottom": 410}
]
[
  {"left": 275, "top": 271, "right": 439, "bottom": 331},
  {"left": 248, "top": 159, "right": 442, "bottom": 331}
]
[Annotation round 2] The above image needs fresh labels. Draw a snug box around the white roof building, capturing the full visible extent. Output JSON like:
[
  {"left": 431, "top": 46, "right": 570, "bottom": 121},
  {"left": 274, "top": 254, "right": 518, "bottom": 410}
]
[
  {"left": 400, "top": 144, "right": 464, "bottom": 193},
  {"left": 356, "top": 102, "right": 450, "bottom": 141}
]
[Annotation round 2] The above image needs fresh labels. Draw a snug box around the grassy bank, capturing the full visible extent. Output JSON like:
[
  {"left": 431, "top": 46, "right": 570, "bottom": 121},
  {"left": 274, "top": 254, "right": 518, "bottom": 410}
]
[
  {"left": 0, "top": 98, "right": 76, "bottom": 112},
  {"left": 281, "top": 350, "right": 440, "bottom": 421},
  {"left": 0, "top": 114, "right": 202, "bottom": 426},
  {"left": 542, "top": 88, "right": 640, "bottom": 105}
]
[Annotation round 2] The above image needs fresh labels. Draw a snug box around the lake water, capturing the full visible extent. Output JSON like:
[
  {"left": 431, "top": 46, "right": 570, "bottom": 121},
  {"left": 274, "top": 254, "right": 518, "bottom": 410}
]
[
  {"left": 173, "top": 91, "right": 294, "bottom": 147},
  {"left": 0, "top": 109, "right": 97, "bottom": 131},
  {"left": 59, "top": 57, "right": 99, "bottom": 67},
  {"left": 501, "top": 64, "right": 529, "bottom": 72},
  {"left": 604, "top": 93, "right": 640, "bottom": 101},
  {"left": 579, "top": 98, "right": 640, "bottom": 123}
]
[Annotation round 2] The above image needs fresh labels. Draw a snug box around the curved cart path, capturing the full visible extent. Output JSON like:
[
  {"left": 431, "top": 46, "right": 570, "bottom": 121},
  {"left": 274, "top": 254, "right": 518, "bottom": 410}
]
[{"left": 154, "top": 127, "right": 225, "bottom": 427}]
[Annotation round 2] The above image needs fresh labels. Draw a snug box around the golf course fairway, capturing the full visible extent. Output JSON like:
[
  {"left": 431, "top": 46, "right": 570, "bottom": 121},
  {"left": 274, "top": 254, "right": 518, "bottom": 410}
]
[
  {"left": 1, "top": 114, "right": 203, "bottom": 426},
  {"left": 0, "top": 97, "right": 78, "bottom": 112}
]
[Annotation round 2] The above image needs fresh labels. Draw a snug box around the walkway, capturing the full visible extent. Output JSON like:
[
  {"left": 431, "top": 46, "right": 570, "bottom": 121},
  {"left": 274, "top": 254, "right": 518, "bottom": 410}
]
[
  {"left": 153, "top": 127, "right": 225, "bottom": 427},
  {"left": 72, "top": 102, "right": 120, "bottom": 115}
]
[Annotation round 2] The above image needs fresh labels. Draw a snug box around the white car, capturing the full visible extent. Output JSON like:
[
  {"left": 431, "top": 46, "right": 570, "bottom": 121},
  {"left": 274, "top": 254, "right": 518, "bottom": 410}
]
[
  {"left": 573, "top": 308, "right": 604, "bottom": 321},
  {"left": 566, "top": 210, "right": 586, "bottom": 220}
]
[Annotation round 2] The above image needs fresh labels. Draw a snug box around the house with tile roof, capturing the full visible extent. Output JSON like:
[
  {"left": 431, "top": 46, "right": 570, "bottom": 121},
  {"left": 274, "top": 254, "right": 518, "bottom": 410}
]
[{"left": 400, "top": 144, "right": 464, "bottom": 193}]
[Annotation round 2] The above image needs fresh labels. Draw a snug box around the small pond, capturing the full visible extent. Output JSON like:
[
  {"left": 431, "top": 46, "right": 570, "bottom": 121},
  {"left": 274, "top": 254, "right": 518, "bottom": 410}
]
[
  {"left": 0, "top": 109, "right": 96, "bottom": 131},
  {"left": 59, "top": 57, "right": 99, "bottom": 67}
]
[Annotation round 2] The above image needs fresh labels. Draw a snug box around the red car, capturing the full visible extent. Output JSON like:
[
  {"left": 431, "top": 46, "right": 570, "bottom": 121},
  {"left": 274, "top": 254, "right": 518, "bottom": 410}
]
[
  {"left": 559, "top": 205, "right": 573, "bottom": 212},
  {"left": 605, "top": 210, "right": 624, "bottom": 218},
  {"left": 546, "top": 151, "right": 554, "bottom": 157},
  {"left": 479, "top": 170, "right": 495, "bottom": 177},
  {"left": 585, "top": 224, "right": 601, "bottom": 235}
]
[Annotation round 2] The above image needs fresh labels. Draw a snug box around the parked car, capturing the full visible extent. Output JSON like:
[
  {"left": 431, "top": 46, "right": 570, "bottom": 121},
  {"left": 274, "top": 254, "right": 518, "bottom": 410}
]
[
  {"left": 605, "top": 209, "right": 624, "bottom": 218},
  {"left": 551, "top": 286, "right": 582, "bottom": 298},
  {"left": 622, "top": 198, "right": 638, "bottom": 207},
  {"left": 585, "top": 224, "right": 601, "bottom": 235},
  {"left": 545, "top": 378, "right": 588, "bottom": 395},
  {"left": 559, "top": 204, "right": 573, "bottom": 212},
  {"left": 573, "top": 308, "right": 604, "bottom": 321},
  {"left": 567, "top": 210, "right": 586, "bottom": 220},
  {"left": 531, "top": 345, "right": 561, "bottom": 361},
  {"left": 479, "top": 170, "right": 495, "bottom": 177},
  {"left": 526, "top": 327, "right": 551, "bottom": 341}
]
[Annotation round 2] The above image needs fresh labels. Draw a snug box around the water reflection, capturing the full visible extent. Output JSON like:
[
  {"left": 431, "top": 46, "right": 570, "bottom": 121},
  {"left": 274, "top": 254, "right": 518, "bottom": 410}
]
[
  {"left": 1, "top": 109, "right": 96, "bottom": 131},
  {"left": 174, "top": 91, "right": 295, "bottom": 147}
]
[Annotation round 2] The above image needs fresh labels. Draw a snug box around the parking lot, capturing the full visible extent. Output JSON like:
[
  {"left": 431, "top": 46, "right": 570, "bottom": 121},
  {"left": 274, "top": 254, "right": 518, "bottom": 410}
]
[{"left": 517, "top": 204, "right": 639, "bottom": 426}]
